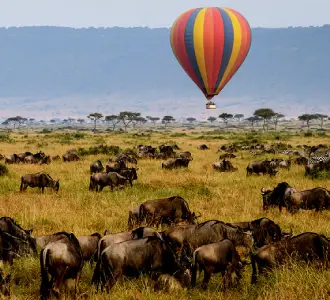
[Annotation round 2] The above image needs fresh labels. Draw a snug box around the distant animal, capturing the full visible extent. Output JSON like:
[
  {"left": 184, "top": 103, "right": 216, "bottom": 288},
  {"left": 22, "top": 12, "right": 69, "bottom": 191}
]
[
  {"left": 40, "top": 156, "right": 51, "bottom": 165},
  {"left": 278, "top": 159, "right": 291, "bottom": 170},
  {"left": 177, "top": 152, "right": 193, "bottom": 161},
  {"left": 39, "top": 232, "right": 83, "bottom": 300},
  {"left": 162, "top": 158, "right": 190, "bottom": 170},
  {"left": 4, "top": 154, "right": 18, "bottom": 164},
  {"left": 191, "top": 239, "right": 244, "bottom": 290},
  {"left": 219, "top": 153, "right": 236, "bottom": 159},
  {"left": 212, "top": 159, "right": 237, "bottom": 172},
  {"left": 246, "top": 160, "right": 278, "bottom": 177},
  {"left": 77, "top": 233, "right": 102, "bottom": 266},
  {"left": 198, "top": 144, "right": 209, "bottom": 150},
  {"left": 251, "top": 232, "right": 330, "bottom": 283},
  {"left": 62, "top": 152, "right": 81, "bottom": 162},
  {"left": 90, "top": 160, "right": 104, "bottom": 174},
  {"left": 89, "top": 172, "right": 132, "bottom": 192},
  {"left": 294, "top": 156, "right": 308, "bottom": 165},
  {"left": 20, "top": 172, "right": 60, "bottom": 193},
  {"left": 153, "top": 271, "right": 191, "bottom": 292}
]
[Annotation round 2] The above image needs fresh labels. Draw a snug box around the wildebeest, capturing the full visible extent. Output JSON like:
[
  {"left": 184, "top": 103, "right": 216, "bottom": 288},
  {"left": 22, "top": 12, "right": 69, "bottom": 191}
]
[
  {"left": 191, "top": 239, "right": 244, "bottom": 290},
  {"left": 278, "top": 159, "right": 291, "bottom": 170},
  {"left": 138, "top": 196, "right": 200, "bottom": 228},
  {"left": 219, "top": 153, "right": 236, "bottom": 159},
  {"left": 89, "top": 172, "right": 132, "bottom": 192},
  {"left": 251, "top": 232, "right": 330, "bottom": 283},
  {"left": 35, "top": 232, "right": 69, "bottom": 250},
  {"left": 294, "top": 156, "right": 308, "bottom": 166},
  {"left": 4, "top": 154, "right": 18, "bottom": 164},
  {"left": 16, "top": 151, "right": 33, "bottom": 162},
  {"left": 20, "top": 172, "right": 60, "bottom": 193},
  {"left": 284, "top": 187, "right": 330, "bottom": 213},
  {"left": 40, "top": 232, "right": 83, "bottom": 299},
  {"left": 246, "top": 160, "right": 278, "bottom": 177},
  {"left": 212, "top": 159, "right": 238, "bottom": 172},
  {"left": 153, "top": 271, "right": 191, "bottom": 292},
  {"left": 198, "top": 144, "right": 209, "bottom": 150},
  {"left": 77, "top": 233, "right": 102, "bottom": 265},
  {"left": 106, "top": 160, "right": 126, "bottom": 172},
  {"left": 162, "top": 158, "right": 190, "bottom": 170},
  {"left": 261, "top": 182, "right": 296, "bottom": 211},
  {"left": 92, "top": 234, "right": 184, "bottom": 292},
  {"left": 127, "top": 205, "right": 141, "bottom": 230},
  {"left": 62, "top": 152, "right": 81, "bottom": 162},
  {"left": 40, "top": 156, "right": 51, "bottom": 165},
  {"left": 90, "top": 160, "right": 104, "bottom": 174},
  {"left": 177, "top": 151, "right": 193, "bottom": 161}
]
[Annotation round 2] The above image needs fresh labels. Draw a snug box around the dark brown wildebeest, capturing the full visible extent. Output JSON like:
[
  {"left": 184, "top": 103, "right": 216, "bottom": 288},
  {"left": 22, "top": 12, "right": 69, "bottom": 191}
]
[
  {"left": 62, "top": 152, "right": 81, "bottom": 162},
  {"left": 77, "top": 233, "right": 102, "bottom": 266},
  {"left": 4, "top": 154, "right": 18, "bottom": 164},
  {"left": 251, "top": 232, "right": 330, "bottom": 283},
  {"left": 90, "top": 160, "right": 104, "bottom": 174},
  {"left": 229, "top": 217, "right": 286, "bottom": 248},
  {"left": 0, "top": 271, "right": 10, "bottom": 296},
  {"left": 191, "top": 239, "right": 244, "bottom": 290},
  {"left": 177, "top": 151, "right": 193, "bottom": 161},
  {"left": 40, "top": 232, "right": 83, "bottom": 300},
  {"left": 138, "top": 196, "right": 199, "bottom": 228},
  {"left": 92, "top": 234, "right": 185, "bottom": 293},
  {"left": 284, "top": 187, "right": 330, "bottom": 213},
  {"left": 127, "top": 205, "right": 141, "bottom": 230},
  {"left": 198, "top": 144, "right": 209, "bottom": 150},
  {"left": 294, "top": 156, "right": 308, "bottom": 166},
  {"left": 89, "top": 172, "right": 132, "bottom": 192},
  {"left": 16, "top": 151, "right": 33, "bottom": 162},
  {"left": 212, "top": 159, "right": 238, "bottom": 172},
  {"left": 40, "top": 156, "right": 51, "bottom": 165},
  {"left": 23, "top": 151, "right": 46, "bottom": 164},
  {"left": 246, "top": 160, "right": 278, "bottom": 177},
  {"left": 162, "top": 158, "right": 190, "bottom": 170},
  {"left": 261, "top": 182, "right": 296, "bottom": 211},
  {"left": 219, "top": 153, "right": 236, "bottom": 159},
  {"left": 20, "top": 172, "right": 60, "bottom": 193},
  {"left": 107, "top": 167, "right": 138, "bottom": 182},
  {"left": 106, "top": 160, "right": 126, "bottom": 172}
]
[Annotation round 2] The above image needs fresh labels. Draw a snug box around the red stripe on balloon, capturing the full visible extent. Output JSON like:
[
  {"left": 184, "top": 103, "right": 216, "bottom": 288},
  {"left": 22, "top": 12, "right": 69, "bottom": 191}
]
[
  {"left": 203, "top": 8, "right": 214, "bottom": 93},
  {"left": 172, "top": 9, "right": 203, "bottom": 90}
]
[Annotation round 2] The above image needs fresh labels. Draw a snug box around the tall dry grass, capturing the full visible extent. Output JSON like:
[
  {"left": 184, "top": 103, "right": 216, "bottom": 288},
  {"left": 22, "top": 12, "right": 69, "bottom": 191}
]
[{"left": 0, "top": 130, "right": 330, "bottom": 299}]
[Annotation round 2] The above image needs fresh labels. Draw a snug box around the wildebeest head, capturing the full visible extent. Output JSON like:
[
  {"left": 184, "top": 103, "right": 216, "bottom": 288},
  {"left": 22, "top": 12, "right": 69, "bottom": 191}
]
[
  {"left": 53, "top": 180, "right": 60, "bottom": 192},
  {"left": 243, "top": 231, "right": 254, "bottom": 249},
  {"left": 186, "top": 212, "right": 201, "bottom": 225},
  {"left": 261, "top": 182, "right": 292, "bottom": 210}
]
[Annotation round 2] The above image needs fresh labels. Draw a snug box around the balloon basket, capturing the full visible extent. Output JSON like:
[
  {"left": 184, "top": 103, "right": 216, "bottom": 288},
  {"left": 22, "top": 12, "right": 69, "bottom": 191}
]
[{"left": 206, "top": 103, "right": 216, "bottom": 109}]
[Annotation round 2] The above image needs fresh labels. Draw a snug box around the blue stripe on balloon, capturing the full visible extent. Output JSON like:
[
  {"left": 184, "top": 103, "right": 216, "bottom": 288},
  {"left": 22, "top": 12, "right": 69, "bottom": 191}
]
[
  {"left": 184, "top": 8, "right": 207, "bottom": 95},
  {"left": 214, "top": 8, "right": 234, "bottom": 91}
]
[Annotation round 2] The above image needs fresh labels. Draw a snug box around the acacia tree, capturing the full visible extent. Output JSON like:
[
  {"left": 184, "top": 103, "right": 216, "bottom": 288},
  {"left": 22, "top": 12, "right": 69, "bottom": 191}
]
[
  {"left": 315, "top": 113, "right": 328, "bottom": 129},
  {"left": 4, "top": 116, "right": 27, "bottom": 129},
  {"left": 162, "top": 116, "right": 175, "bottom": 129},
  {"left": 118, "top": 111, "right": 140, "bottom": 132},
  {"left": 246, "top": 116, "right": 260, "bottom": 129},
  {"left": 207, "top": 116, "right": 217, "bottom": 123},
  {"left": 272, "top": 113, "right": 285, "bottom": 131},
  {"left": 254, "top": 108, "right": 276, "bottom": 131},
  {"left": 87, "top": 113, "right": 103, "bottom": 132},
  {"left": 147, "top": 116, "right": 160, "bottom": 127},
  {"left": 234, "top": 114, "right": 244, "bottom": 122},
  {"left": 186, "top": 117, "right": 196, "bottom": 124},
  {"left": 219, "top": 113, "right": 233, "bottom": 127},
  {"left": 298, "top": 114, "right": 317, "bottom": 130},
  {"left": 105, "top": 115, "right": 120, "bottom": 131},
  {"left": 77, "top": 118, "right": 85, "bottom": 124}
]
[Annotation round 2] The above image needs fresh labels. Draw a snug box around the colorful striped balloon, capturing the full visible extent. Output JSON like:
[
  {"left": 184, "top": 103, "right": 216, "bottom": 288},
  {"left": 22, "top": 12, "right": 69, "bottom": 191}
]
[{"left": 170, "top": 7, "right": 252, "bottom": 101}]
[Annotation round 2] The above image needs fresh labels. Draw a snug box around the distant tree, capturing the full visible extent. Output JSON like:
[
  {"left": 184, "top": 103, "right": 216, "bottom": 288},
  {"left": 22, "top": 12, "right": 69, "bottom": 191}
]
[
  {"left": 77, "top": 118, "right": 85, "bottom": 124},
  {"left": 87, "top": 113, "right": 103, "bottom": 131},
  {"left": 218, "top": 113, "right": 233, "bottom": 127},
  {"left": 29, "top": 118, "right": 35, "bottom": 124},
  {"left": 254, "top": 108, "right": 276, "bottom": 131},
  {"left": 246, "top": 116, "right": 260, "bottom": 129},
  {"left": 129, "top": 112, "right": 141, "bottom": 129},
  {"left": 68, "top": 118, "right": 75, "bottom": 124},
  {"left": 136, "top": 116, "right": 147, "bottom": 125},
  {"left": 298, "top": 114, "right": 317, "bottom": 130},
  {"left": 234, "top": 114, "right": 244, "bottom": 122},
  {"left": 4, "top": 116, "right": 27, "bottom": 129},
  {"left": 105, "top": 115, "right": 120, "bottom": 131},
  {"left": 186, "top": 117, "right": 196, "bottom": 124},
  {"left": 272, "top": 113, "right": 285, "bottom": 131},
  {"left": 162, "top": 116, "right": 175, "bottom": 129},
  {"left": 50, "top": 119, "right": 56, "bottom": 124},
  {"left": 314, "top": 113, "right": 328, "bottom": 129},
  {"left": 147, "top": 116, "right": 160, "bottom": 126},
  {"left": 118, "top": 111, "right": 140, "bottom": 132},
  {"left": 207, "top": 116, "right": 217, "bottom": 123}
]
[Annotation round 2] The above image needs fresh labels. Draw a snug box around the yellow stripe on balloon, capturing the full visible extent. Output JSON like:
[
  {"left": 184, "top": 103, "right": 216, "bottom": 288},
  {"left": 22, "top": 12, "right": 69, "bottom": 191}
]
[
  {"left": 193, "top": 8, "right": 210, "bottom": 94},
  {"left": 216, "top": 8, "right": 242, "bottom": 94}
]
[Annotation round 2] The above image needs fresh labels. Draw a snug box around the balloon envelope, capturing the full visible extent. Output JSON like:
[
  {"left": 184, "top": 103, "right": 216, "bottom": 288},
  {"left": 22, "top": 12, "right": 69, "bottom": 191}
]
[{"left": 170, "top": 7, "right": 252, "bottom": 100}]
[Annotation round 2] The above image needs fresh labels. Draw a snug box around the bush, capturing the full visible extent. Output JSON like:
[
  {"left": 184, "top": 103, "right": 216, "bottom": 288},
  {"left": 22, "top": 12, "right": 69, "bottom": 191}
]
[
  {"left": 0, "top": 164, "right": 9, "bottom": 176},
  {"left": 304, "top": 131, "right": 313, "bottom": 137}
]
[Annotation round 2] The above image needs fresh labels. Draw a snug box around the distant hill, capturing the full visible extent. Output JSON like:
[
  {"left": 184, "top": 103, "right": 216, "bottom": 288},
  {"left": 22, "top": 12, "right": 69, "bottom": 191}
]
[{"left": 0, "top": 25, "right": 329, "bottom": 119}]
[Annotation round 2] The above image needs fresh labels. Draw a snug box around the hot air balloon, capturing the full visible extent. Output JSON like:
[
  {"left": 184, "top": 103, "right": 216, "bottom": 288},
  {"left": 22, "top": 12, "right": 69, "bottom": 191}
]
[{"left": 170, "top": 7, "right": 252, "bottom": 109}]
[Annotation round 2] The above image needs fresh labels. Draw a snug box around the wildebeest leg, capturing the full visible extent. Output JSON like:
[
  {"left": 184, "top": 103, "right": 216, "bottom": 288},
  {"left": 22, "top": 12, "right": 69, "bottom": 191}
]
[
  {"left": 201, "top": 268, "right": 212, "bottom": 290},
  {"left": 41, "top": 186, "right": 45, "bottom": 193},
  {"left": 191, "top": 260, "right": 200, "bottom": 287},
  {"left": 105, "top": 269, "right": 122, "bottom": 293},
  {"left": 99, "top": 186, "right": 104, "bottom": 192},
  {"left": 53, "top": 267, "right": 67, "bottom": 298}
]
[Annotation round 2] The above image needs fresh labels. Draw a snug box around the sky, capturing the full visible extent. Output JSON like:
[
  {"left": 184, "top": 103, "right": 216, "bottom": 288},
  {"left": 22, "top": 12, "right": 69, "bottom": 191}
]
[{"left": 0, "top": 0, "right": 329, "bottom": 28}]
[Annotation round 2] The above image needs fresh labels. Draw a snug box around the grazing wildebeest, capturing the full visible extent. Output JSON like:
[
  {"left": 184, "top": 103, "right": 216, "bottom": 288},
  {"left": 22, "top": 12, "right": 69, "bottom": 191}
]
[
  {"left": 229, "top": 217, "right": 286, "bottom": 248},
  {"left": 177, "top": 151, "right": 193, "bottom": 161},
  {"left": 90, "top": 160, "right": 104, "bottom": 174},
  {"left": 219, "top": 153, "right": 236, "bottom": 159},
  {"left": 251, "top": 232, "right": 330, "bottom": 283},
  {"left": 246, "top": 160, "right": 278, "bottom": 177},
  {"left": 16, "top": 151, "right": 33, "bottom": 162},
  {"left": 92, "top": 234, "right": 185, "bottom": 293},
  {"left": 279, "top": 159, "right": 291, "bottom": 170},
  {"left": 138, "top": 196, "right": 200, "bottom": 228},
  {"left": 89, "top": 172, "right": 132, "bottom": 192},
  {"left": 261, "top": 182, "right": 296, "bottom": 211},
  {"left": 35, "top": 232, "right": 69, "bottom": 250},
  {"left": 40, "top": 232, "right": 83, "bottom": 300},
  {"left": 77, "top": 233, "right": 102, "bottom": 265},
  {"left": 191, "top": 239, "right": 244, "bottom": 290},
  {"left": 162, "top": 158, "right": 190, "bottom": 170},
  {"left": 4, "top": 154, "right": 18, "bottom": 164},
  {"left": 62, "top": 152, "right": 81, "bottom": 162},
  {"left": 127, "top": 205, "right": 141, "bottom": 230},
  {"left": 20, "top": 172, "right": 60, "bottom": 193},
  {"left": 198, "top": 144, "right": 209, "bottom": 150},
  {"left": 153, "top": 271, "right": 191, "bottom": 292},
  {"left": 284, "top": 187, "right": 330, "bottom": 213},
  {"left": 212, "top": 159, "right": 238, "bottom": 172}
]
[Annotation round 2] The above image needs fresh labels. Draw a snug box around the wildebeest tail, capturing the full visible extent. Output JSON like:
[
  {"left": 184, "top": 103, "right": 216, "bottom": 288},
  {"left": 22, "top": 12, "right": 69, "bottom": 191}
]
[
  {"left": 89, "top": 176, "right": 95, "bottom": 191},
  {"left": 91, "top": 257, "right": 102, "bottom": 290},
  {"left": 40, "top": 247, "right": 50, "bottom": 299},
  {"left": 191, "top": 250, "right": 199, "bottom": 287},
  {"left": 19, "top": 177, "right": 24, "bottom": 192},
  {"left": 250, "top": 253, "right": 258, "bottom": 284}
]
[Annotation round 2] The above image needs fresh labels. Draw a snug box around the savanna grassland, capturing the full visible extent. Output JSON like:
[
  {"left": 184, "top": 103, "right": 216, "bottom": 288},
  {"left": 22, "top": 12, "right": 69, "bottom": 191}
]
[{"left": 1, "top": 128, "right": 330, "bottom": 300}]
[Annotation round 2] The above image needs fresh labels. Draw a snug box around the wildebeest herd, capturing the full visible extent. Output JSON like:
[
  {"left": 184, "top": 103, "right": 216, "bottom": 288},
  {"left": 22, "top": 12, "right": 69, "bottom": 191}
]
[{"left": 1, "top": 141, "right": 330, "bottom": 298}]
